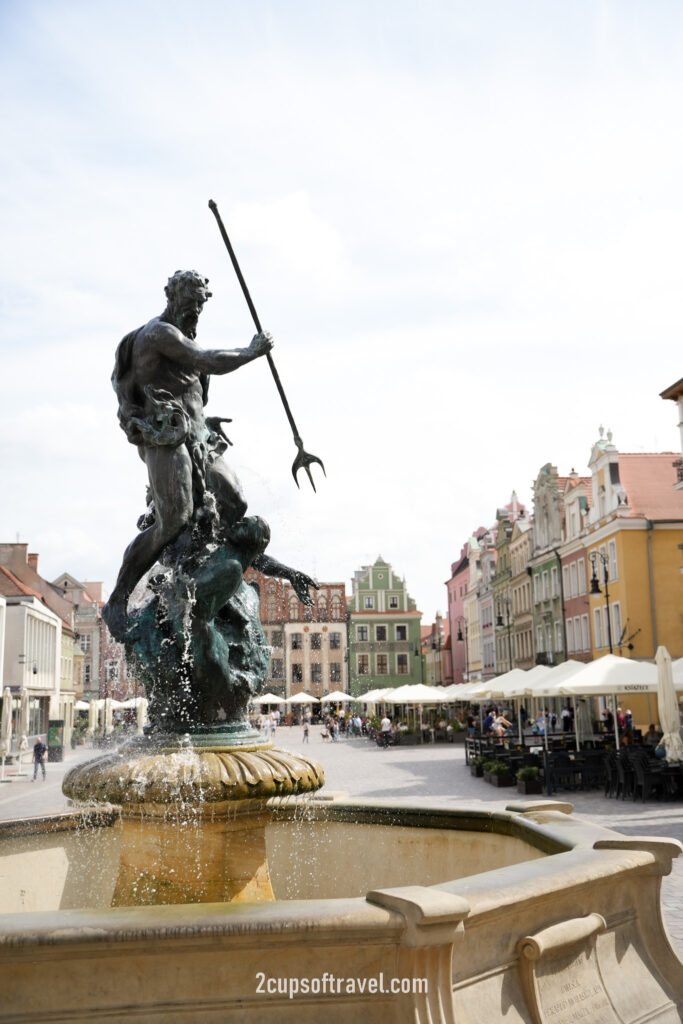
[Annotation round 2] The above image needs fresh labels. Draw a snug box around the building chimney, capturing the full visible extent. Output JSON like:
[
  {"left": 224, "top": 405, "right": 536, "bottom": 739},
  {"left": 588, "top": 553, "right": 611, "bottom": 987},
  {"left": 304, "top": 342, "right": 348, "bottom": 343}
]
[{"left": 27, "top": 553, "right": 39, "bottom": 572}]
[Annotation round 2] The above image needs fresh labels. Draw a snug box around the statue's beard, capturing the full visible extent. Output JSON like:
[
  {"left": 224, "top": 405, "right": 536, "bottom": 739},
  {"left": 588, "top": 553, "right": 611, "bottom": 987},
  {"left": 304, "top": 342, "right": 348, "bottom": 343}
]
[{"left": 178, "top": 311, "right": 199, "bottom": 339}]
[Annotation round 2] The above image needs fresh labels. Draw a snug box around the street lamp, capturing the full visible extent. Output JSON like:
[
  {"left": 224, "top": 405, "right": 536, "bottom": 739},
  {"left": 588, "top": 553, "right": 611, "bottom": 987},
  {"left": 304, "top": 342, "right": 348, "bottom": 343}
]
[
  {"left": 590, "top": 550, "right": 613, "bottom": 654},
  {"left": 455, "top": 616, "right": 469, "bottom": 683},
  {"left": 496, "top": 598, "right": 513, "bottom": 671}
]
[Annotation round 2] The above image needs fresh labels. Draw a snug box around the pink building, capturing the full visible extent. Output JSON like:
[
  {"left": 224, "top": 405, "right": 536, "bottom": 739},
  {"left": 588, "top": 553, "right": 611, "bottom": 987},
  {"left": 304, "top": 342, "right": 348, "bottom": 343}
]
[{"left": 446, "top": 545, "right": 469, "bottom": 684}]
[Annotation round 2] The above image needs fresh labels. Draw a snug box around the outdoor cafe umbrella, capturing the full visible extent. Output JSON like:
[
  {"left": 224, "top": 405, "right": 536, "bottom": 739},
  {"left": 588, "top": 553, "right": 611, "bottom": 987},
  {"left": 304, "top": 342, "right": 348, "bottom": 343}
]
[
  {"left": 252, "top": 692, "right": 285, "bottom": 705},
  {"left": 18, "top": 687, "right": 30, "bottom": 753},
  {"left": 655, "top": 646, "right": 683, "bottom": 764},
  {"left": 287, "top": 692, "right": 320, "bottom": 704},
  {"left": 103, "top": 697, "right": 114, "bottom": 735},
  {"left": 324, "top": 690, "right": 352, "bottom": 702},
  {"left": 559, "top": 654, "right": 659, "bottom": 750},
  {"left": 135, "top": 697, "right": 148, "bottom": 735},
  {"left": 0, "top": 687, "right": 12, "bottom": 780},
  {"left": 87, "top": 699, "right": 99, "bottom": 737}
]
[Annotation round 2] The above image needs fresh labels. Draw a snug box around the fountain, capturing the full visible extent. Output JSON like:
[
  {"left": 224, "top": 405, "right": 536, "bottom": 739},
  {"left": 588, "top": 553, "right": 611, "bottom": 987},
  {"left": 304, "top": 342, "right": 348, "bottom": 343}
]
[{"left": 0, "top": 254, "right": 681, "bottom": 1022}]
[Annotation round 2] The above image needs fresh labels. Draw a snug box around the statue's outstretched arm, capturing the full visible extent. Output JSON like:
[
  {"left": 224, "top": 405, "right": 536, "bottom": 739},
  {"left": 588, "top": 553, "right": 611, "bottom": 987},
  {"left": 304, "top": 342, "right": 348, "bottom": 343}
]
[{"left": 253, "top": 554, "right": 319, "bottom": 607}]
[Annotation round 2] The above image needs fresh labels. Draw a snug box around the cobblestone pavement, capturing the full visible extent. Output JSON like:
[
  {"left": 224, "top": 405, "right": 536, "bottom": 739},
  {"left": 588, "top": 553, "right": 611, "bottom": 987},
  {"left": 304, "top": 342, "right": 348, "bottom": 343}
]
[{"left": 1, "top": 729, "right": 681, "bottom": 954}]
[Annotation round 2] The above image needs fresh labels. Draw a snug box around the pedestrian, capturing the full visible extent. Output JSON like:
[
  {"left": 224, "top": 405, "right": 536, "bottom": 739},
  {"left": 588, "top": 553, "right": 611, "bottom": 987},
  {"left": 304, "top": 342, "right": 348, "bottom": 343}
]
[
  {"left": 561, "top": 705, "right": 572, "bottom": 733},
  {"left": 32, "top": 736, "right": 47, "bottom": 781},
  {"left": 380, "top": 714, "right": 392, "bottom": 748},
  {"left": 466, "top": 711, "right": 476, "bottom": 737},
  {"left": 302, "top": 720, "right": 309, "bottom": 743}
]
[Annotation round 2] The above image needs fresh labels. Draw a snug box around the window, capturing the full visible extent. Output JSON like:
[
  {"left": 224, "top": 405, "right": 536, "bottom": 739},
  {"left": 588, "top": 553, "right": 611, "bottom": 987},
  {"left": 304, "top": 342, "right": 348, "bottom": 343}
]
[
  {"left": 330, "top": 662, "right": 341, "bottom": 682},
  {"left": 612, "top": 602, "right": 622, "bottom": 646},
  {"left": 554, "top": 621, "right": 563, "bottom": 653},
  {"left": 566, "top": 619, "right": 574, "bottom": 654},
  {"left": 288, "top": 598, "right": 299, "bottom": 621},
  {"left": 534, "top": 575, "right": 541, "bottom": 603},
  {"left": 329, "top": 632, "right": 341, "bottom": 649},
  {"left": 84, "top": 663, "right": 91, "bottom": 684},
  {"left": 599, "top": 545, "right": 607, "bottom": 584},
  {"left": 311, "top": 632, "right": 322, "bottom": 650},
  {"left": 317, "top": 598, "right": 328, "bottom": 621},
  {"left": 330, "top": 596, "right": 342, "bottom": 620},
  {"left": 608, "top": 539, "right": 618, "bottom": 581},
  {"left": 536, "top": 626, "right": 544, "bottom": 652},
  {"left": 271, "top": 659, "right": 284, "bottom": 679},
  {"left": 542, "top": 571, "right": 550, "bottom": 600},
  {"left": 593, "top": 608, "right": 603, "bottom": 649},
  {"left": 395, "top": 625, "right": 407, "bottom": 642},
  {"left": 107, "top": 662, "right": 119, "bottom": 682},
  {"left": 311, "top": 664, "right": 322, "bottom": 683},
  {"left": 271, "top": 631, "right": 283, "bottom": 648},
  {"left": 292, "top": 664, "right": 303, "bottom": 683},
  {"left": 375, "top": 625, "right": 387, "bottom": 642},
  {"left": 581, "top": 615, "right": 590, "bottom": 652},
  {"left": 79, "top": 633, "right": 91, "bottom": 653},
  {"left": 357, "top": 655, "right": 369, "bottom": 675},
  {"left": 563, "top": 566, "right": 570, "bottom": 596},
  {"left": 389, "top": 596, "right": 399, "bottom": 609},
  {"left": 291, "top": 633, "right": 302, "bottom": 650},
  {"left": 397, "top": 654, "right": 409, "bottom": 674},
  {"left": 551, "top": 567, "right": 559, "bottom": 598},
  {"left": 364, "top": 596, "right": 374, "bottom": 609},
  {"left": 577, "top": 558, "right": 586, "bottom": 595},
  {"left": 376, "top": 654, "right": 388, "bottom": 674},
  {"left": 569, "top": 563, "right": 578, "bottom": 599},
  {"left": 357, "top": 625, "right": 368, "bottom": 642}
]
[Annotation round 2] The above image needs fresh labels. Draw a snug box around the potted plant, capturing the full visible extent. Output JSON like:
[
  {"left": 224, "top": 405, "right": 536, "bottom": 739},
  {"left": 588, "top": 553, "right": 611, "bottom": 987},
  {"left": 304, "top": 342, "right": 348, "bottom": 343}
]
[
  {"left": 516, "top": 765, "right": 543, "bottom": 794},
  {"left": 483, "top": 760, "right": 514, "bottom": 787},
  {"left": 470, "top": 755, "right": 488, "bottom": 777}
]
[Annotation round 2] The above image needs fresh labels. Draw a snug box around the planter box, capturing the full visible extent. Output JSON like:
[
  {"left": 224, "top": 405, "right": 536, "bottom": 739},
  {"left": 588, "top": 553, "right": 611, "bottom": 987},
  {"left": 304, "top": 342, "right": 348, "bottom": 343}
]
[
  {"left": 516, "top": 779, "right": 543, "bottom": 795},
  {"left": 470, "top": 764, "right": 484, "bottom": 777},
  {"left": 451, "top": 730, "right": 466, "bottom": 744},
  {"left": 397, "top": 733, "right": 420, "bottom": 746},
  {"left": 483, "top": 772, "right": 514, "bottom": 787}
]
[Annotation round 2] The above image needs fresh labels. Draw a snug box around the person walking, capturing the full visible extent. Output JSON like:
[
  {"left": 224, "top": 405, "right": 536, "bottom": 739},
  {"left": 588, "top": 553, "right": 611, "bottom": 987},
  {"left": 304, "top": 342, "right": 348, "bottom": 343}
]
[
  {"left": 380, "top": 714, "right": 392, "bottom": 748},
  {"left": 302, "top": 720, "right": 309, "bottom": 743},
  {"left": 32, "top": 736, "right": 47, "bottom": 781}
]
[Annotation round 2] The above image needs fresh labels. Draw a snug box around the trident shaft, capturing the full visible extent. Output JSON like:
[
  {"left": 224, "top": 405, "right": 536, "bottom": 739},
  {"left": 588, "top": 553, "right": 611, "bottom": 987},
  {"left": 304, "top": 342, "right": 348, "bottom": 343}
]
[{"left": 208, "top": 199, "right": 326, "bottom": 491}]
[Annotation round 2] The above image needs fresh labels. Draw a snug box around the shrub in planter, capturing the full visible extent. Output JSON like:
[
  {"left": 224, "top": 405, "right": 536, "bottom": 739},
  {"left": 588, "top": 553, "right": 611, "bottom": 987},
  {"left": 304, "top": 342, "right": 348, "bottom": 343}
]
[
  {"left": 516, "top": 765, "right": 543, "bottom": 795},
  {"left": 483, "top": 759, "right": 514, "bottom": 786},
  {"left": 470, "top": 755, "right": 488, "bottom": 777}
]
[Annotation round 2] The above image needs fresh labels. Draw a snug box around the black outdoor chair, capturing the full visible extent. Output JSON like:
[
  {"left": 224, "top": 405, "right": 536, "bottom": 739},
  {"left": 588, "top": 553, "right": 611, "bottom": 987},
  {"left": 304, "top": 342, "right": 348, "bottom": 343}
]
[
  {"left": 630, "top": 749, "right": 666, "bottom": 802},
  {"left": 604, "top": 751, "right": 618, "bottom": 798},
  {"left": 615, "top": 749, "right": 635, "bottom": 800}
]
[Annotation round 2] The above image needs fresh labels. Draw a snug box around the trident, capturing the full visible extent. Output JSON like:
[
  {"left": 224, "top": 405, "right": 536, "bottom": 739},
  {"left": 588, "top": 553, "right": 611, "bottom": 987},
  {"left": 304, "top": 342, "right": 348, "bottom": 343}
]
[{"left": 208, "top": 199, "right": 326, "bottom": 492}]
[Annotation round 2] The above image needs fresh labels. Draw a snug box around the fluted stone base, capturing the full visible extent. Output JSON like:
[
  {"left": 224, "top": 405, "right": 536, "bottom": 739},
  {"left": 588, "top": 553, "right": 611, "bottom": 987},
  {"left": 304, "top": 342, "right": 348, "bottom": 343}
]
[{"left": 62, "top": 737, "right": 324, "bottom": 907}]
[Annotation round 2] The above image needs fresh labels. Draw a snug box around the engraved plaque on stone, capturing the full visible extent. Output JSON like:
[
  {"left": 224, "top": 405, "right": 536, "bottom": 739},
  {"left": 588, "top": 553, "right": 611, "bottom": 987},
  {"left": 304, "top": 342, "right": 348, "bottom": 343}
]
[{"left": 517, "top": 913, "right": 621, "bottom": 1024}]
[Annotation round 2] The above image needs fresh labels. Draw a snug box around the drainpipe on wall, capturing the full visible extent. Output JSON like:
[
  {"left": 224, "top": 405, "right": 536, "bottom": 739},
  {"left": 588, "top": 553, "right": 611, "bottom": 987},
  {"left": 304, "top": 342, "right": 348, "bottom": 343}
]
[
  {"left": 553, "top": 548, "right": 568, "bottom": 663},
  {"left": 646, "top": 520, "right": 658, "bottom": 655}
]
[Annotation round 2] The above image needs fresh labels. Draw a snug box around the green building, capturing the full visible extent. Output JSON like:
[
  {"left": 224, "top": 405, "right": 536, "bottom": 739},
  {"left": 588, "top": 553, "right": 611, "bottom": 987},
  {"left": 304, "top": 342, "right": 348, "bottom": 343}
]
[{"left": 347, "top": 557, "right": 422, "bottom": 696}]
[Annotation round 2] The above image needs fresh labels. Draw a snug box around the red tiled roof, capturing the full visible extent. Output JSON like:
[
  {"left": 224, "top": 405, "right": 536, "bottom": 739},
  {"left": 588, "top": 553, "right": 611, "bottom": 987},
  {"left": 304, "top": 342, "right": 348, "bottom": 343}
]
[
  {"left": 0, "top": 566, "right": 43, "bottom": 600},
  {"left": 617, "top": 454, "right": 683, "bottom": 519}
]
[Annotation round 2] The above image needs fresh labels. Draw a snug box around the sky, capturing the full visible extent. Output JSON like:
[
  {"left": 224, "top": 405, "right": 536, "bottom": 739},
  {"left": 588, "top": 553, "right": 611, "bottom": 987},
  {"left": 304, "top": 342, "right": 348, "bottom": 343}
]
[{"left": 0, "top": 0, "right": 682, "bottom": 622}]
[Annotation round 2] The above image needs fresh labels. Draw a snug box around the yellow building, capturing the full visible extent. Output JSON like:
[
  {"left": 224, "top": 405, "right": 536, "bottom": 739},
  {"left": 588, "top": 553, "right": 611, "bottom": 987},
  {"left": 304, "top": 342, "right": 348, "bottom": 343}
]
[{"left": 585, "top": 431, "right": 683, "bottom": 727}]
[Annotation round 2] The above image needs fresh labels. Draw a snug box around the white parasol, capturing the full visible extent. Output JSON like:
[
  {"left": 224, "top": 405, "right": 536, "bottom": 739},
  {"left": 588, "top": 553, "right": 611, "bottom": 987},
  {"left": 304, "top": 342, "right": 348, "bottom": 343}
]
[
  {"left": 104, "top": 697, "right": 114, "bottom": 735},
  {"left": 287, "top": 692, "right": 320, "bottom": 704},
  {"left": 135, "top": 697, "right": 148, "bottom": 735},
  {"left": 18, "top": 688, "right": 30, "bottom": 752},
  {"left": 87, "top": 699, "right": 99, "bottom": 737},
  {"left": 0, "top": 687, "right": 13, "bottom": 781},
  {"left": 655, "top": 646, "right": 683, "bottom": 763}
]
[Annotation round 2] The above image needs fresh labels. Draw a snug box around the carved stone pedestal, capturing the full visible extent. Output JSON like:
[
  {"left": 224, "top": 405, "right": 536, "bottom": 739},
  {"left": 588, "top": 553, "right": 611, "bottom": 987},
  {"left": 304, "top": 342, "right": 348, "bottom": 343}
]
[{"left": 63, "top": 735, "right": 324, "bottom": 907}]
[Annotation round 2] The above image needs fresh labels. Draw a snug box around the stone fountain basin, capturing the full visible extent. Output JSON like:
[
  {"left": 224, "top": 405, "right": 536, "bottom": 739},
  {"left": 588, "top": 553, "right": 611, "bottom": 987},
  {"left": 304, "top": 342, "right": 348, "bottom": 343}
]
[{"left": 0, "top": 796, "right": 682, "bottom": 1023}]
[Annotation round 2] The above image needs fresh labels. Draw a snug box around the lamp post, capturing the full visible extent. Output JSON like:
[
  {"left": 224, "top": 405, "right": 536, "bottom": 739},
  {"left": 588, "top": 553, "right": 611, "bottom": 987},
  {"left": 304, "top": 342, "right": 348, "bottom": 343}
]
[
  {"left": 455, "top": 616, "right": 469, "bottom": 683},
  {"left": 496, "top": 597, "right": 513, "bottom": 672},
  {"left": 590, "top": 550, "right": 613, "bottom": 654}
]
